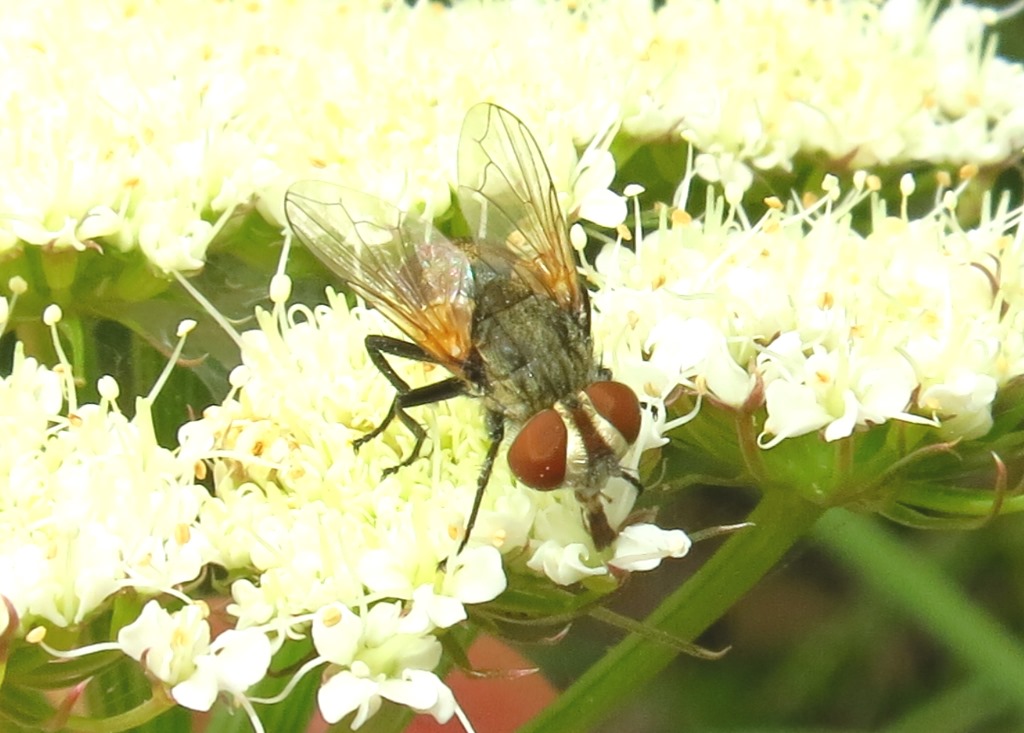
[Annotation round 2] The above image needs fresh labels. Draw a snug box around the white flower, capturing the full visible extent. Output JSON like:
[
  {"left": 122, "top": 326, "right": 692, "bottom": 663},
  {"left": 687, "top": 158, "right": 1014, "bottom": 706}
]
[
  {"left": 569, "top": 149, "right": 627, "bottom": 228},
  {"left": 172, "top": 627, "right": 273, "bottom": 712},
  {"left": 0, "top": 340, "right": 211, "bottom": 628},
  {"left": 318, "top": 663, "right": 456, "bottom": 729},
  {"left": 609, "top": 524, "right": 692, "bottom": 572},
  {"left": 118, "top": 600, "right": 271, "bottom": 713},
  {"left": 591, "top": 168, "right": 1024, "bottom": 450},
  {"left": 527, "top": 541, "right": 608, "bottom": 586},
  {"left": 3, "top": 0, "right": 1021, "bottom": 269},
  {"left": 311, "top": 602, "right": 454, "bottom": 728},
  {"left": 184, "top": 285, "right": 695, "bottom": 725}
]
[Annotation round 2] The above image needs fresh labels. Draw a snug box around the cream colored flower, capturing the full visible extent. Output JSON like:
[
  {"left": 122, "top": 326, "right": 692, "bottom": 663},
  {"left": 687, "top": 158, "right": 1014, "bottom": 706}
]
[
  {"left": 591, "top": 175, "right": 1024, "bottom": 447},
  {"left": 185, "top": 282, "right": 691, "bottom": 728},
  {"left": 0, "top": 335, "right": 211, "bottom": 628},
  {"left": 2, "top": 0, "right": 1020, "bottom": 272}
]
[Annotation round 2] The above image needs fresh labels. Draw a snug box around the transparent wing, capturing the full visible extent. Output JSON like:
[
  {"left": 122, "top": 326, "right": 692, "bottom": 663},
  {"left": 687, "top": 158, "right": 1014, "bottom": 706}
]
[
  {"left": 285, "top": 180, "right": 475, "bottom": 371},
  {"left": 457, "top": 103, "right": 586, "bottom": 324}
]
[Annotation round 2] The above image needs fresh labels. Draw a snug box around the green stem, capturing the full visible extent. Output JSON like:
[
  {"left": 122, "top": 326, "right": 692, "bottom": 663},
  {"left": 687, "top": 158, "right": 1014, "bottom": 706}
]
[
  {"left": 519, "top": 491, "right": 825, "bottom": 733},
  {"left": 813, "top": 510, "right": 1024, "bottom": 707},
  {"left": 886, "top": 678, "right": 1006, "bottom": 733},
  {"left": 65, "top": 694, "right": 171, "bottom": 732}
]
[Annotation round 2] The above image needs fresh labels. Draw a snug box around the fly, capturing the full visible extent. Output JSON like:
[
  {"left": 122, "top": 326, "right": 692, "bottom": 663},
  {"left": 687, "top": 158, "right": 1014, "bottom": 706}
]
[{"left": 284, "top": 103, "right": 643, "bottom": 554}]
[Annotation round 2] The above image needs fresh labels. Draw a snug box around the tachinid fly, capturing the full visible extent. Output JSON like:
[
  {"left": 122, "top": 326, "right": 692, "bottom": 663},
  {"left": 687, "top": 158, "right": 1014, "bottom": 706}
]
[{"left": 284, "top": 103, "right": 643, "bottom": 553}]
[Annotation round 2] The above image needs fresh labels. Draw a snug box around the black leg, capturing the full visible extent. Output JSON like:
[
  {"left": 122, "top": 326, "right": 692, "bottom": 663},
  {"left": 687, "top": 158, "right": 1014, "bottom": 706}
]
[
  {"left": 454, "top": 410, "right": 505, "bottom": 557},
  {"left": 618, "top": 468, "right": 645, "bottom": 495},
  {"left": 357, "top": 335, "right": 467, "bottom": 473},
  {"left": 364, "top": 335, "right": 443, "bottom": 391}
]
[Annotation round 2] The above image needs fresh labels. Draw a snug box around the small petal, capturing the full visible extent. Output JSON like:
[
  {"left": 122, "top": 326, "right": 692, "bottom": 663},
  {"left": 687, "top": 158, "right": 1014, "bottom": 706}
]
[
  {"left": 609, "top": 525, "right": 692, "bottom": 572},
  {"left": 318, "top": 670, "right": 381, "bottom": 727},
  {"left": 527, "top": 541, "right": 606, "bottom": 585}
]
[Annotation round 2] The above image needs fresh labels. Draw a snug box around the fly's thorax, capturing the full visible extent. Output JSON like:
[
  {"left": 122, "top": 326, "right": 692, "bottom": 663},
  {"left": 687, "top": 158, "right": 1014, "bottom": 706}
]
[{"left": 471, "top": 277, "right": 594, "bottom": 421}]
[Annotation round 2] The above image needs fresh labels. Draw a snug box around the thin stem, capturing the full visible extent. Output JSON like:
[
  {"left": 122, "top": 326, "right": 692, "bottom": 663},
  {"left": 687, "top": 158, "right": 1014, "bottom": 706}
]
[
  {"left": 66, "top": 694, "right": 172, "bottom": 732},
  {"left": 519, "top": 491, "right": 825, "bottom": 733}
]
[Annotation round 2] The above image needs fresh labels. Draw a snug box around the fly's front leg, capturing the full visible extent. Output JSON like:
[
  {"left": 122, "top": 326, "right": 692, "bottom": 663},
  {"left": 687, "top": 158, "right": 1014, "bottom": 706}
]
[
  {"left": 454, "top": 409, "right": 505, "bottom": 557},
  {"left": 357, "top": 335, "right": 466, "bottom": 475}
]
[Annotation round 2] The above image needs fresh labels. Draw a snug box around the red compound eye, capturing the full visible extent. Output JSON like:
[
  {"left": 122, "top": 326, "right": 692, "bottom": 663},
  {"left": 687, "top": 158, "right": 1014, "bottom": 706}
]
[
  {"left": 585, "top": 381, "right": 641, "bottom": 444},
  {"left": 507, "top": 409, "right": 567, "bottom": 490}
]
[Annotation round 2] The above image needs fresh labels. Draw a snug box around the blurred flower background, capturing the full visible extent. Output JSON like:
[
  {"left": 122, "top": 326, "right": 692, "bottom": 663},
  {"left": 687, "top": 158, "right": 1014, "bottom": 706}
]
[{"left": 1, "top": 0, "right": 1024, "bottom": 731}]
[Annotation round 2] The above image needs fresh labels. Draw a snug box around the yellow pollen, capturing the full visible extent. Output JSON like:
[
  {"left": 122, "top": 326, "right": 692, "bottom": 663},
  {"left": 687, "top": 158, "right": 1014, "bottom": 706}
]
[
  {"left": 866, "top": 175, "right": 882, "bottom": 192},
  {"left": 171, "top": 627, "right": 189, "bottom": 649},
  {"left": 763, "top": 218, "right": 780, "bottom": 234},
  {"left": 321, "top": 606, "right": 343, "bottom": 627},
  {"left": 492, "top": 529, "right": 507, "bottom": 548},
  {"left": 627, "top": 311, "right": 639, "bottom": 328},
  {"left": 448, "top": 524, "right": 462, "bottom": 541},
  {"left": 26, "top": 627, "right": 46, "bottom": 643},
  {"left": 801, "top": 191, "right": 819, "bottom": 208},
  {"left": 818, "top": 291, "right": 834, "bottom": 309},
  {"left": 175, "top": 524, "right": 191, "bottom": 545},
  {"left": 68, "top": 413, "right": 82, "bottom": 427},
  {"left": 935, "top": 170, "right": 952, "bottom": 188},
  {"left": 616, "top": 223, "right": 632, "bottom": 241},
  {"left": 764, "top": 196, "right": 783, "bottom": 210},
  {"left": 959, "top": 163, "right": 979, "bottom": 181},
  {"left": 652, "top": 274, "right": 666, "bottom": 289},
  {"left": 194, "top": 460, "right": 207, "bottom": 480},
  {"left": 671, "top": 209, "right": 692, "bottom": 227},
  {"left": 815, "top": 371, "right": 830, "bottom": 384},
  {"left": 252, "top": 440, "right": 264, "bottom": 457}
]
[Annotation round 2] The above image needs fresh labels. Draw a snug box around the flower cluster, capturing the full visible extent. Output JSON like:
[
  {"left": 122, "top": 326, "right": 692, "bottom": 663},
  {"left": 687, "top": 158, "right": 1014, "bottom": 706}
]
[
  {"left": 178, "top": 285, "right": 689, "bottom": 727},
  {"left": 1, "top": 0, "right": 1020, "bottom": 275},
  {"left": 592, "top": 171, "right": 1024, "bottom": 450},
  {"left": 0, "top": 315, "right": 211, "bottom": 630},
  {"left": 0, "top": 310, "right": 281, "bottom": 727},
  {"left": 0, "top": 1, "right": 1022, "bottom": 731}
]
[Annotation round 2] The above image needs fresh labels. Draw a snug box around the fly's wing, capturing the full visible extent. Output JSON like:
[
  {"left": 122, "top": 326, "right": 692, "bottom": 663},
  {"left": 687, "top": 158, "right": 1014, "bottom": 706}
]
[
  {"left": 456, "top": 103, "right": 588, "bottom": 330},
  {"left": 285, "top": 180, "right": 475, "bottom": 373}
]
